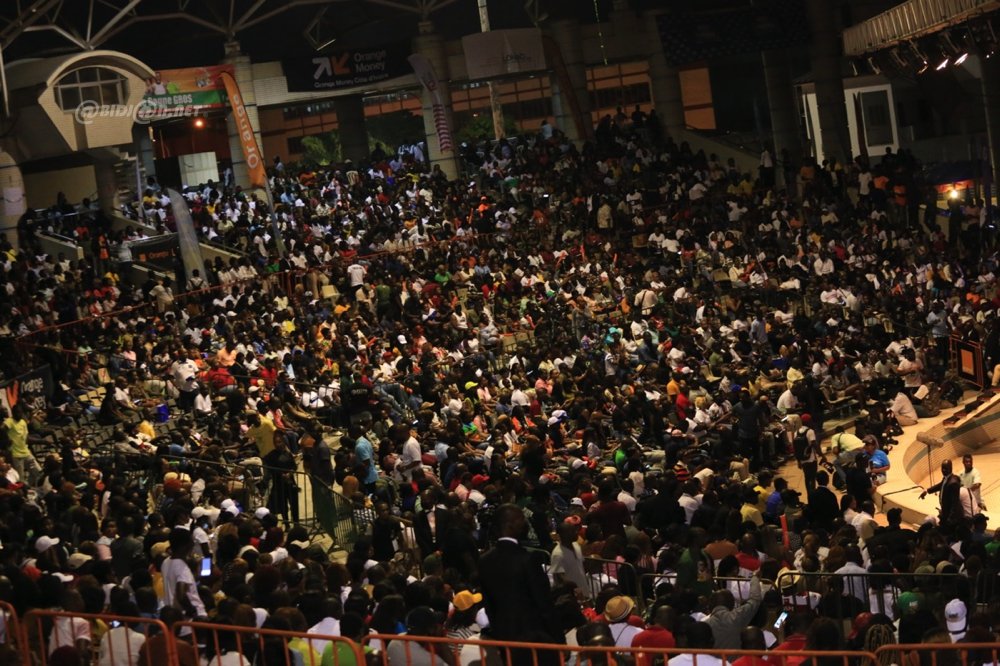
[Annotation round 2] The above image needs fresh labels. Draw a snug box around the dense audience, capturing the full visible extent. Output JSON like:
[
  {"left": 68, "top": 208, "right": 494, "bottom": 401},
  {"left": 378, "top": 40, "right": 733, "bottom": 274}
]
[{"left": 0, "top": 108, "right": 998, "bottom": 665}]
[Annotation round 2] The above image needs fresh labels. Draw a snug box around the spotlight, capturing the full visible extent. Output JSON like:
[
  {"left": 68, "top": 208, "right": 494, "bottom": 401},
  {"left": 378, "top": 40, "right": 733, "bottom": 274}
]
[
  {"left": 910, "top": 42, "right": 929, "bottom": 73},
  {"left": 936, "top": 57, "right": 950, "bottom": 70},
  {"left": 955, "top": 51, "right": 969, "bottom": 65},
  {"left": 949, "top": 188, "right": 960, "bottom": 200},
  {"left": 193, "top": 117, "right": 206, "bottom": 129}
]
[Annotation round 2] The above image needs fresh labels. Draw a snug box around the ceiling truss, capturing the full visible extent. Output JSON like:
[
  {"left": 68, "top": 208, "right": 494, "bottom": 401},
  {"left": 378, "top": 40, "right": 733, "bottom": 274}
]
[{"left": 0, "top": 0, "right": 460, "bottom": 53}]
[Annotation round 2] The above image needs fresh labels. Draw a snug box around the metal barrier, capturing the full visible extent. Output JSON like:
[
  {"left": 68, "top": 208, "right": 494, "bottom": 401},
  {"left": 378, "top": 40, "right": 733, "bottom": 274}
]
[
  {"left": 23, "top": 609, "right": 172, "bottom": 666},
  {"left": 179, "top": 620, "right": 365, "bottom": 666},
  {"left": 157, "top": 454, "right": 359, "bottom": 551},
  {"left": 875, "top": 643, "right": 1000, "bottom": 666},
  {"left": 0, "top": 601, "right": 23, "bottom": 659},
  {"left": 363, "top": 634, "right": 879, "bottom": 666},
  {"left": 582, "top": 557, "right": 640, "bottom": 601},
  {"left": 639, "top": 573, "right": 775, "bottom": 610},
  {"left": 774, "top": 569, "right": 974, "bottom": 623}
]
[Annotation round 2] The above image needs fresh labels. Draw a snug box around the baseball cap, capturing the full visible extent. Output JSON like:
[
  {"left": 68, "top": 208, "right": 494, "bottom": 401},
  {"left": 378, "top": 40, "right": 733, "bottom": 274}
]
[
  {"left": 254, "top": 508, "right": 271, "bottom": 520},
  {"left": 471, "top": 474, "right": 490, "bottom": 488},
  {"left": 452, "top": 590, "right": 483, "bottom": 612},
  {"left": 569, "top": 497, "right": 585, "bottom": 507},
  {"left": 67, "top": 552, "right": 92, "bottom": 570},
  {"left": 897, "top": 591, "right": 923, "bottom": 615},
  {"left": 945, "top": 599, "right": 967, "bottom": 639},
  {"left": 34, "top": 536, "right": 60, "bottom": 554}
]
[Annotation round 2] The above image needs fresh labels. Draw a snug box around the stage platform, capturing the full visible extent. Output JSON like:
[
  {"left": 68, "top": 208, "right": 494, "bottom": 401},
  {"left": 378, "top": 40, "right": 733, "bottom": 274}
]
[{"left": 876, "top": 390, "right": 1000, "bottom": 529}]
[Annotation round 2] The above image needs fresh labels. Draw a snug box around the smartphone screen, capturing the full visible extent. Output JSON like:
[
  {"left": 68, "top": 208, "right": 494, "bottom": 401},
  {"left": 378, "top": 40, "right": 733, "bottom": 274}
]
[
  {"left": 773, "top": 611, "right": 788, "bottom": 631},
  {"left": 200, "top": 557, "right": 212, "bottom": 578}
]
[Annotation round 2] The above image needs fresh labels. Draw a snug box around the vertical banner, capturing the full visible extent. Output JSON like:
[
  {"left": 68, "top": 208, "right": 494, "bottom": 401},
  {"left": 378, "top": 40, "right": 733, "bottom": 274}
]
[
  {"left": 408, "top": 54, "right": 454, "bottom": 154},
  {"left": 218, "top": 72, "right": 285, "bottom": 256},
  {"left": 218, "top": 72, "right": 267, "bottom": 189},
  {"left": 168, "top": 188, "right": 206, "bottom": 287}
]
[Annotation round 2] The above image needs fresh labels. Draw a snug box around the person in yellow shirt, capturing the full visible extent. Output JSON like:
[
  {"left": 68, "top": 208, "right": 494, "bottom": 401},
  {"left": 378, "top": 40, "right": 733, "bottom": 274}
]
[
  {"left": 4, "top": 406, "right": 39, "bottom": 485},
  {"left": 246, "top": 413, "right": 277, "bottom": 458}
]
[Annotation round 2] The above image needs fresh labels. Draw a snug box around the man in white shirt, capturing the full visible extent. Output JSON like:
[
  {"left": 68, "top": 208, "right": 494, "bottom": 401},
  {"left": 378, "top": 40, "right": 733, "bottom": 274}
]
[
  {"left": 306, "top": 598, "right": 343, "bottom": 657},
  {"left": 678, "top": 480, "right": 703, "bottom": 524},
  {"left": 161, "top": 529, "right": 207, "bottom": 620},
  {"left": 961, "top": 454, "right": 985, "bottom": 511}
]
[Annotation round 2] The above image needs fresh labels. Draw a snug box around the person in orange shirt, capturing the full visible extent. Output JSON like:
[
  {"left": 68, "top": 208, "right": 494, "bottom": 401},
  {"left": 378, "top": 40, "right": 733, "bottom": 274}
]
[{"left": 216, "top": 340, "right": 237, "bottom": 367}]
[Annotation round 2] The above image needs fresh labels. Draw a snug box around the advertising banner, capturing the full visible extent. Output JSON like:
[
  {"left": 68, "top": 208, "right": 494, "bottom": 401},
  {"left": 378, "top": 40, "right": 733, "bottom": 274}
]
[
  {"left": 142, "top": 65, "right": 234, "bottom": 110},
  {"left": 0, "top": 365, "right": 53, "bottom": 414},
  {"left": 219, "top": 72, "right": 268, "bottom": 190},
  {"left": 131, "top": 234, "right": 178, "bottom": 272},
  {"left": 462, "top": 28, "right": 546, "bottom": 80},
  {"left": 283, "top": 44, "right": 411, "bottom": 92}
]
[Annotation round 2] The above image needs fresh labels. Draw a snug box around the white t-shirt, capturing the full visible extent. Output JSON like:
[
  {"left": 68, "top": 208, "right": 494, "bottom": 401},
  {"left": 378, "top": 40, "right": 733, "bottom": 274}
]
[
  {"left": 98, "top": 626, "right": 146, "bottom": 666},
  {"left": 162, "top": 556, "right": 207, "bottom": 617},
  {"left": 346, "top": 264, "right": 366, "bottom": 287}
]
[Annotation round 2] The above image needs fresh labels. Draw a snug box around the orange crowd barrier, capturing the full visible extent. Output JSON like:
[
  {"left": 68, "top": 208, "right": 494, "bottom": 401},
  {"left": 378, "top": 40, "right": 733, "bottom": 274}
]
[
  {"left": 362, "top": 633, "right": 879, "bottom": 666},
  {"left": 178, "top": 620, "right": 366, "bottom": 666},
  {"left": 875, "top": 643, "right": 1000, "bottom": 666},
  {"left": 22, "top": 609, "right": 173, "bottom": 666}
]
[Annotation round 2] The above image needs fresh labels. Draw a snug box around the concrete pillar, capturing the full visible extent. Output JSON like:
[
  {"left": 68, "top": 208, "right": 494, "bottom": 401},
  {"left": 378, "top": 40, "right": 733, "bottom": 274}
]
[
  {"left": 0, "top": 152, "right": 25, "bottom": 251},
  {"left": 223, "top": 43, "right": 264, "bottom": 189},
  {"left": 94, "top": 157, "right": 119, "bottom": 216},
  {"left": 806, "top": 0, "right": 851, "bottom": 164},
  {"left": 549, "top": 19, "right": 592, "bottom": 142},
  {"left": 412, "top": 22, "right": 460, "bottom": 179},
  {"left": 132, "top": 124, "right": 156, "bottom": 184},
  {"left": 982, "top": 55, "right": 1000, "bottom": 222},
  {"left": 334, "top": 95, "right": 370, "bottom": 164},
  {"left": 982, "top": 57, "right": 1000, "bottom": 185},
  {"left": 762, "top": 48, "right": 802, "bottom": 187},
  {"left": 643, "top": 10, "right": 686, "bottom": 138}
]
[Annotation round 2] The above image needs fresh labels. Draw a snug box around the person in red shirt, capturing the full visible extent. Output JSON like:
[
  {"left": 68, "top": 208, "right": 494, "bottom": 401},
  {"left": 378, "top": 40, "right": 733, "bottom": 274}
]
[
  {"left": 588, "top": 481, "right": 631, "bottom": 540},
  {"left": 632, "top": 605, "right": 676, "bottom": 666},
  {"left": 768, "top": 611, "right": 811, "bottom": 666}
]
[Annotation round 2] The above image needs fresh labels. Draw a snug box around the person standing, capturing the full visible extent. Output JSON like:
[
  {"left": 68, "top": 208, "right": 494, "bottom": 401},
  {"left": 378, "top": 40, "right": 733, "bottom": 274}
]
[
  {"left": 921, "top": 460, "right": 964, "bottom": 525},
  {"left": 960, "top": 454, "right": 985, "bottom": 511},
  {"left": 352, "top": 423, "right": 378, "bottom": 495},
  {"left": 4, "top": 406, "right": 39, "bottom": 486},
  {"left": 550, "top": 521, "right": 589, "bottom": 600},
  {"left": 732, "top": 391, "right": 767, "bottom": 472},
  {"left": 480, "top": 505, "right": 563, "bottom": 663}
]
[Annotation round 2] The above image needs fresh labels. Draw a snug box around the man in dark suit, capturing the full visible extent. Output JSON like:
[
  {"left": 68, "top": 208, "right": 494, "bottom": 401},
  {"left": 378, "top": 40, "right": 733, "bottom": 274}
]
[
  {"left": 806, "top": 469, "right": 840, "bottom": 530},
  {"left": 921, "top": 459, "right": 964, "bottom": 526},
  {"left": 413, "top": 487, "right": 452, "bottom": 557},
  {"left": 480, "top": 504, "right": 564, "bottom": 664}
]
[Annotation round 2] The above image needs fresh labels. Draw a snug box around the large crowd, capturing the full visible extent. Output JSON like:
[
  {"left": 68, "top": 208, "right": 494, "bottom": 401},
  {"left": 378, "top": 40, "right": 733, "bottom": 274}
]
[{"left": 0, "top": 105, "right": 1000, "bottom": 666}]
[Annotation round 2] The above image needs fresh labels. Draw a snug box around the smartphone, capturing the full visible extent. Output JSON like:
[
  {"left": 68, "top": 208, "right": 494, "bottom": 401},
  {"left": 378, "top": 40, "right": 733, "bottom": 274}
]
[
  {"left": 200, "top": 557, "right": 212, "bottom": 578},
  {"left": 773, "top": 611, "right": 788, "bottom": 632}
]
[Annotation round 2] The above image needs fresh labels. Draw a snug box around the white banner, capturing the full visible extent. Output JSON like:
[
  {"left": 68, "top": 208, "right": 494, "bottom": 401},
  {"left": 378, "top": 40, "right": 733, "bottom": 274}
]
[{"left": 462, "top": 28, "right": 546, "bottom": 80}]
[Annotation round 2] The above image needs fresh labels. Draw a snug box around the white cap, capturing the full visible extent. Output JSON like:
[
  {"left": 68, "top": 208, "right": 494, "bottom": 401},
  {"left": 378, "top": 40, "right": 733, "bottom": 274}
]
[
  {"left": 220, "top": 499, "right": 236, "bottom": 510},
  {"left": 945, "top": 599, "right": 967, "bottom": 640},
  {"left": 35, "top": 536, "right": 60, "bottom": 553},
  {"left": 570, "top": 497, "right": 585, "bottom": 507},
  {"left": 254, "top": 507, "right": 271, "bottom": 520}
]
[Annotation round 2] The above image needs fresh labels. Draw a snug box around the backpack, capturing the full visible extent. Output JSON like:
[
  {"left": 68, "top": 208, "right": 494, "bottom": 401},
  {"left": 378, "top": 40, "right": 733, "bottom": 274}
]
[{"left": 793, "top": 429, "right": 810, "bottom": 462}]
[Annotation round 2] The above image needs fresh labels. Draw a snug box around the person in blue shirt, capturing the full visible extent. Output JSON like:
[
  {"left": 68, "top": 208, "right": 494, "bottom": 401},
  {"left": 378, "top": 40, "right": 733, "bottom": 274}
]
[
  {"left": 863, "top": 436, "right": 890, "bottom": 485},
  {"left": 351, "top": 423, "right": 379, "bottom": 493}
]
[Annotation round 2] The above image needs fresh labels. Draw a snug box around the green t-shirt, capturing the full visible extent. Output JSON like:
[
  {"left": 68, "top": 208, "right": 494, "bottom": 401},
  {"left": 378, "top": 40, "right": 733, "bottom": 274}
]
[
  {"left": 321, "top": 641, "right": 372, "bottom": 666},
  {"left": 4, "top": 418, "right": 29, "bottom": 459}
]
